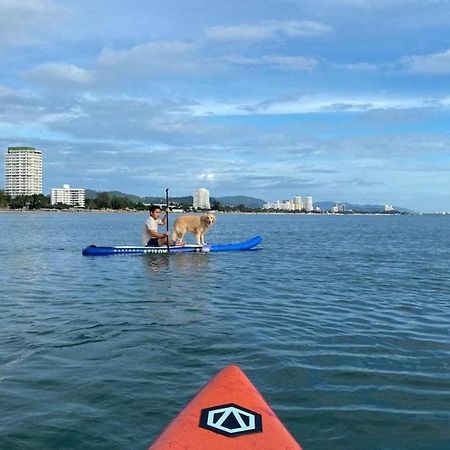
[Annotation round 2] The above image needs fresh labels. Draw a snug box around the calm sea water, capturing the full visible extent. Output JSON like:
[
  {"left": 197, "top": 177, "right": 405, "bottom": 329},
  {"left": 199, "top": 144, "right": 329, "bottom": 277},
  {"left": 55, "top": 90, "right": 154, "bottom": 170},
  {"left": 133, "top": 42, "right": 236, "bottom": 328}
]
[{"left": 0, "top": 212, "right": 449, "bottom": 450}]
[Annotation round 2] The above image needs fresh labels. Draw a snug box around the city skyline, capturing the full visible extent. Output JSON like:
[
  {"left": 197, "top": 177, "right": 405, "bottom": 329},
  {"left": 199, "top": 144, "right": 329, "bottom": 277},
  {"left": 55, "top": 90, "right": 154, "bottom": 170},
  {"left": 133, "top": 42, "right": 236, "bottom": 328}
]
[
  {"left": 0, "top": 1, "right": 450, "bottom": 212},
  {"left": 0, "top": 146, "right": 436, "bottom": 212}
]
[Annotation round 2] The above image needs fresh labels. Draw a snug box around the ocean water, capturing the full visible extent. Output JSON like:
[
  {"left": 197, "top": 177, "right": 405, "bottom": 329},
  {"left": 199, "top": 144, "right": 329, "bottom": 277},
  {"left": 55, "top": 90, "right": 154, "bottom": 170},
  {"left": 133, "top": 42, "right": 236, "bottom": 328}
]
[{"left": 0, "top": 212, "right": 449, "bottom": 450}]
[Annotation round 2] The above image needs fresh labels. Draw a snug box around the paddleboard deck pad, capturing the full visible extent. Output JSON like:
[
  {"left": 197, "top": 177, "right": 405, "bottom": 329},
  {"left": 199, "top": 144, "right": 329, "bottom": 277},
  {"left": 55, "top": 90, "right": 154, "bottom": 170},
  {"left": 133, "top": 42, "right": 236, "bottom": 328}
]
[
  {"left": 82, "top": 236, "right": 262, "bottom": 256},
  {"left": 148, "top": 364, "right": 302, "bottom": 450}
]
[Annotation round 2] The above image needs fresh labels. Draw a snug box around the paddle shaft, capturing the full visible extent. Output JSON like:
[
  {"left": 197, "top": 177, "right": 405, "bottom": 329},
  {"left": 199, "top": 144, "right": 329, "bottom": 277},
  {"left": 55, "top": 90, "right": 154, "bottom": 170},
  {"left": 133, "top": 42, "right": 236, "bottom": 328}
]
[{"left": 165, "top": 188, "right": 170, "bottom": 252}]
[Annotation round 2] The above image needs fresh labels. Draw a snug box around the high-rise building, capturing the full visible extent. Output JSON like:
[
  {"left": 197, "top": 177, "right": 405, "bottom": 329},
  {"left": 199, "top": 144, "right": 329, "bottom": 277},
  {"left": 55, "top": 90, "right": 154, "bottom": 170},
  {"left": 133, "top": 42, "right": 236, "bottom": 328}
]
[
  {"left": 51, "top": 184, "right": 85, "bottom": 208},
  {"left": 304, "top": 195, "right": 313, "bottom": 212},
  {"left": 293, "top": 196, "right": 303, "bottom": 211},
  {"left": 5, "top": 146, "right": 42, "bottom": 197},
  {"left": 193, "top": 188, "right": 211, "bottom": 209},
  {"left": 333, "top": 203, "right": 346, "bottom": 213}
]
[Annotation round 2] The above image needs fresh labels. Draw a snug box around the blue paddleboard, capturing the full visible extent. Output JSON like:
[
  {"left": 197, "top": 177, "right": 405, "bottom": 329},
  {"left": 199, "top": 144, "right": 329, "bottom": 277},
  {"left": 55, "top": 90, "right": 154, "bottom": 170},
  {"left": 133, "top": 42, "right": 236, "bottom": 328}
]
[{"left": 82, "top": 236, "right": 262, "bottom": 256}]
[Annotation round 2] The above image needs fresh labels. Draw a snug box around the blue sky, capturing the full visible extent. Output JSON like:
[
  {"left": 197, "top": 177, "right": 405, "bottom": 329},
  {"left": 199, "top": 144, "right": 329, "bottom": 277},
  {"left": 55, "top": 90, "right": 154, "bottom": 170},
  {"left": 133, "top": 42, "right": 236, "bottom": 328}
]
[{"left": 1, "top": 0, "right": 449, "bottom": 212}]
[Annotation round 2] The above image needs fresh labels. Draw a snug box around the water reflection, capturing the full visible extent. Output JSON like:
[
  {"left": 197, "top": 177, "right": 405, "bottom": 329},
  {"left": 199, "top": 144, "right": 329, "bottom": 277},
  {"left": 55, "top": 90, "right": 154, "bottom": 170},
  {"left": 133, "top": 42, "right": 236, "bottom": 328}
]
[
  {"left": 141, "top": 252, "right": 212, "bottom": 323},
  {"left": 144, "top": 253, "right": 170, "bottom": 272},
  {"left": 143, "top": 252, "right": 210, "bottom": 273}
]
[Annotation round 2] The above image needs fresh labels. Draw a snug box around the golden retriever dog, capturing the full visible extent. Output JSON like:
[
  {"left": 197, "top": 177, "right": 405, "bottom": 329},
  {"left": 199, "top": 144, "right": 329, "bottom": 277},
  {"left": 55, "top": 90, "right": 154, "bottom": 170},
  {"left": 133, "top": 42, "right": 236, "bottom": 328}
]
[{"left": 172, "top": 213, "right": 216, "bottom": 245}]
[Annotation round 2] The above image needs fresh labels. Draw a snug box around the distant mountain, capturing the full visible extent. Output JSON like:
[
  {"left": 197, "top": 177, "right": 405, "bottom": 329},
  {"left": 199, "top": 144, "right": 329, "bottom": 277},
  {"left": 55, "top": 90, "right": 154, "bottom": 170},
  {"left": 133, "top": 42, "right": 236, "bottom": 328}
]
[
  {"left": 141, "top": 196, "right": 193, "bottom": 205},
  {"left": 84, "top": 191, "right": 412, "bottom": 212},
  {"left": 315, "top": 201, "right": 414, "bottom": 213},
  {"left": 85, "top": 190, "right": 189, "bottom": 204},
  {"left": 85, "top": 189, "right": 143, "bottom": 203},
  {"left": 313, "top": 201, "right": 334, "bottom": 211},
  {"left": 84, "top": 189, "right": 102, "bottom": 199},
  {"left": 84, "top": 190, "right": 266, "bottom": 208}
]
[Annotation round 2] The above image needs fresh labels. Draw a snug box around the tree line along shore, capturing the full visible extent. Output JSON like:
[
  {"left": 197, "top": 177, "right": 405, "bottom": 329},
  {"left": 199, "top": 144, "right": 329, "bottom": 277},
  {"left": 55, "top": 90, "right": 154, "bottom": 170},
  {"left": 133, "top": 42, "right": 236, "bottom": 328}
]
[
  {"left": 0, "top": 190, "right": 260, "bottom": 213},
  {"left": 0, "top": 190, "right": 413, "bottom": 214}
]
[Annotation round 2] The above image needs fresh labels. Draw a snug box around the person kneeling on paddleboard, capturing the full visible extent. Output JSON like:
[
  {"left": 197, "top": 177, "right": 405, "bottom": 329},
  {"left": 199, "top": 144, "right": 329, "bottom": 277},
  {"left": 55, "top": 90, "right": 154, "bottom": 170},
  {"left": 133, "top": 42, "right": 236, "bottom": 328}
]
[{"left": 142, "top": 205, "right": 184, "bottom": 247}]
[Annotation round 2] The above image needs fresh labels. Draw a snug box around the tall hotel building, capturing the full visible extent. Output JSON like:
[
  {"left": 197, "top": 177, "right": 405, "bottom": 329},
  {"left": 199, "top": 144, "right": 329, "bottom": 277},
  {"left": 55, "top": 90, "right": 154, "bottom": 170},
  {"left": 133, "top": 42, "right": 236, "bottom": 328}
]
[
  {"left": 5, "top": 147, "right": 43, "bottom": 197},
  {"left": 304, "top": 195, "right": 314, "bottom": 212},
  {"left": 293, "top": 195, "right": 303, "bottom": 211},
  {"left": 193, "top": 188, "right": 211, "bottom": 210}
]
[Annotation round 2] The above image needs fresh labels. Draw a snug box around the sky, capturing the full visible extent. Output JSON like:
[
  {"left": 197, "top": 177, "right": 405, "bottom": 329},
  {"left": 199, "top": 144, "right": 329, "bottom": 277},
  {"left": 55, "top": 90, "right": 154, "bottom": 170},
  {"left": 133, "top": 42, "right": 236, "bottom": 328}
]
[{"left": 0, "top": 0, "right": 450, "bottom": 212}]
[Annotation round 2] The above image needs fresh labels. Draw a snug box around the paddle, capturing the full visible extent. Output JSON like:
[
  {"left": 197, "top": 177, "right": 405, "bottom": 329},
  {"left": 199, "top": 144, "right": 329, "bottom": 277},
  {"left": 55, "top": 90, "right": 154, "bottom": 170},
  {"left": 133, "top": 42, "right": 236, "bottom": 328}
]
[{"left": 165, "top": 188, "right": 170, "bottom": 253}]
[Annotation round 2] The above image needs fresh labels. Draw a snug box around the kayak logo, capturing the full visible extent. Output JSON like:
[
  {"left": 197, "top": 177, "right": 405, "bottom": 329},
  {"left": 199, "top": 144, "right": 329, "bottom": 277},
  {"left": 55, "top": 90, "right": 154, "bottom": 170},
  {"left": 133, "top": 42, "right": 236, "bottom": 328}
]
[{"left": 199, "top": 403, "right": 262, "bottom": 437}]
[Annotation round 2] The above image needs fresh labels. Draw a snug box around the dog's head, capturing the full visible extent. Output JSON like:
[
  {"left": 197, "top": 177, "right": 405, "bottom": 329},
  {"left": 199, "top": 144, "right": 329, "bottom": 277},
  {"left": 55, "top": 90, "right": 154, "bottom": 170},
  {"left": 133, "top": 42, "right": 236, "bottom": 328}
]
[{"left": 202, "top": 213, "right": 216, "bottom": 227}]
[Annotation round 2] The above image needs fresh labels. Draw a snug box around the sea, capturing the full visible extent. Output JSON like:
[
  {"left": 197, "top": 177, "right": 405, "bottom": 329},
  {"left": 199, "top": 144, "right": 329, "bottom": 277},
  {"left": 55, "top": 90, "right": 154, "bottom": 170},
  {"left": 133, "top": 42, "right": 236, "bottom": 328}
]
[{"left": 1, "top": 212, "right": 449, "bottom": 450}]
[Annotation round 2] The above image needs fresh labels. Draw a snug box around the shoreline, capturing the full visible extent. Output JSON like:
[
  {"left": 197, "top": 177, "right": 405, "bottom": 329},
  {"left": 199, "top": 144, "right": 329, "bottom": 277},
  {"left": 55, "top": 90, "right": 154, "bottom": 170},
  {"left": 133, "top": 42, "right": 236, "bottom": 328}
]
[{"left": 0, "top": 208, "right": 432, "bottom": 216}]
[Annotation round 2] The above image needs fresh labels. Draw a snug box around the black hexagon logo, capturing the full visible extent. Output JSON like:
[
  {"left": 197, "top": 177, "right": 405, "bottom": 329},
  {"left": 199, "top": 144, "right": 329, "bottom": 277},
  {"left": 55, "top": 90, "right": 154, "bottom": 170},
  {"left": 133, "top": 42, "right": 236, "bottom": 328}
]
[{"left": 199, "top": 403, "right": 263, "bottom": 437}]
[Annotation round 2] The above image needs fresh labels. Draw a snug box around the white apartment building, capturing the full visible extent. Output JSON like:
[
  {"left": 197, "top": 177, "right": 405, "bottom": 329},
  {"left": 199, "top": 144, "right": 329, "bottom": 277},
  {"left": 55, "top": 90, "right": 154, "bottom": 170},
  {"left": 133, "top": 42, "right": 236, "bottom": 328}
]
[
  {"left": 304, "top": 195, "right": 314, "bottom": 212},
  {"left": 5, "top": 147, "right": 42, "bottom": 197},
  {"left": 193, "top": 188, "right": 211, "bottom": 209},
  {"left": 333, "top": 203, "right": 346, "bottom": 213},
  {"left": 263, "top": 200, "right": 294, "bottom": 210},
  {"left": 51, "top": 184, "right": 85, "bottom": 208},
  {"left": 293, "top": 196, "right": 303, "bottom": 211},
  {"left": 264, "top": 195, "right": 313, "bottom": 212}
]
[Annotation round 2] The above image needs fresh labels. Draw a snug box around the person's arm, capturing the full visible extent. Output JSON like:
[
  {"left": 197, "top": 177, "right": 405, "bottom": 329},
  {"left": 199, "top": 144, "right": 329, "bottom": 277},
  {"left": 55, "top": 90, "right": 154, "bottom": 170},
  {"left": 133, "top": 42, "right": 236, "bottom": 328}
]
[
  {"left": 149, "top": 227, "right": 168, "bottom": 239},
  {"left": 159, "top": 212, "right": 167, "bottom": 225}
]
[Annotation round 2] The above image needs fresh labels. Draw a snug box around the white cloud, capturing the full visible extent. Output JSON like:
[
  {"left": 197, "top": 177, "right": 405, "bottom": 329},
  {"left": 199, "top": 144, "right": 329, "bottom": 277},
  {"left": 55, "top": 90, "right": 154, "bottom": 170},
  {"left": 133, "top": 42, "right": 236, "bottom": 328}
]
[
  {"left": 97, "top": 41, "right": 202, "bottom": 76},
  {"left": 320, "top": 0, "right": 389, "bottom": 7},
  {"left": 333, "top": 62, "right": 378, "bottom": 71},
  {"left": 262, "top": 55, "right": 318, "bottom": 71},
  {"left": 267, "top": 20, "right": 333, "bottom": 37},
  {"left": 27, "top": 63, "right": 94, "bottom": 85},
  {"left": 0, "top": 84, "right": 24, "bottom": 97},
  {"left": 206, "top": 24, "right": 274, "bottom": 42},
  {"left": 400, "top": 49, "right": 450, "bottom": 75},
  {"left": 198, "top": 172, "right": 216, "bottom": 181},
  {"left": 206, "top": 20, "right": 332, "bottom": 42},
  {"left": 40, "top": 110, "right": 87, "bottom": 124},
  {"left": 0, "top": 0, "right": 69, "bottom": 52},
  {"left": 222, "top": 54, "right": 318, "bottom": 71},
  {"left": 146, "top": 117, "right": 223, "bottom": 136},
  {"left": 333, "top": 49, "right": 450, "bottom": 76},
  {"left": 189, "top": 94, "right": 443, "bottom": 117},
  {"left": 309, "top": 0, "right": 428, "bottom": 8},
  {"left": 221, "top": 55, "right": 261, "bottom": 65}
]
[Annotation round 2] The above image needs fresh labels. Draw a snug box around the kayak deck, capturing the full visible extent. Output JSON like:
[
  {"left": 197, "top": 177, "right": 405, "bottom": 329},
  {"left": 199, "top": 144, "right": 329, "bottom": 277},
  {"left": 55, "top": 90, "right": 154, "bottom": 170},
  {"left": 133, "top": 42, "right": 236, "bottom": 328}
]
[
  {"left": 148, "top": 365, "right": 302, "bottom": 450},
  {"left": 82, "top": 236, "right": 262, "bottom": 256}
]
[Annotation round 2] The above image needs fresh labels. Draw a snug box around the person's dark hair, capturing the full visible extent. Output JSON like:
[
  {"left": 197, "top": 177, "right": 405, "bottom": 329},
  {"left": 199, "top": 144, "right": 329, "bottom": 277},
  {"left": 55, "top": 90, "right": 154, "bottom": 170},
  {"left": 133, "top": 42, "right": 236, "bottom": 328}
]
[{"left": 149, "top": 204, "right": 161, "bottom": 213}]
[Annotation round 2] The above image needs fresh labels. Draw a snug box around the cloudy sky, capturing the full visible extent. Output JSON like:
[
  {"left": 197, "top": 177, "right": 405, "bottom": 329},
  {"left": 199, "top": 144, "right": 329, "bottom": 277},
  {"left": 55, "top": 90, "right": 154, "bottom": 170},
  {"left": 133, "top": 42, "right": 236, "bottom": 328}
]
[{"left": 1, "top": 0, "right": 450, "bottom": 211}]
